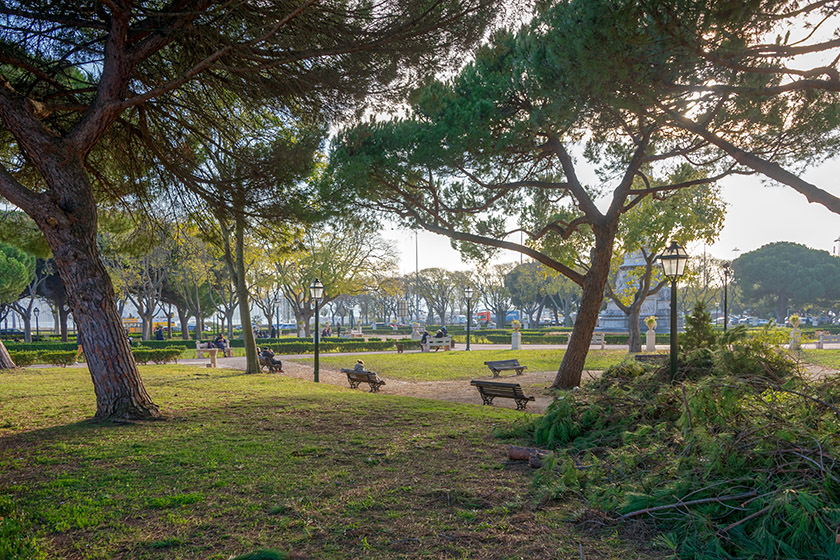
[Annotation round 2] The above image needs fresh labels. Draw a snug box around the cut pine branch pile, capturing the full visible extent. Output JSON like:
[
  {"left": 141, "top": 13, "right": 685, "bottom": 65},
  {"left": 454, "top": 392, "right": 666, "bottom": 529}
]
[{"left": 510, "top": 356, "right": 840, "bottom": 560}]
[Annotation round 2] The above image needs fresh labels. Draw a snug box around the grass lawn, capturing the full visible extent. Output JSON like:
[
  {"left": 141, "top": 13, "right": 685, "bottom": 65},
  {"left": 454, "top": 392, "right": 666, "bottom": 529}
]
[
  {"left": 801, "top": 349, "right": 840, "bottom": 369},
  {"left": 0, "top": 365, "right": 662, "bottom": 560},
  {"left": 294, "top": 349, "right": 629, "bottom": 382}
]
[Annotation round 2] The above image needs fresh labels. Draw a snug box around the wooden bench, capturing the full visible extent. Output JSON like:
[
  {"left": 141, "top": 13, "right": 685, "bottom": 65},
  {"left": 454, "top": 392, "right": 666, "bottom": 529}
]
[
  {"left": 340, "top": 369, "right": 386, "bottom": 393},
  {"left": 196, "top": 340, "right": 232, "bottom": 358},
  {"left": 817, "top": 333, "right": 840, "bottom": 349},
  {"left": 484, "top": 359, "right": 527, "bottom": 377},
  {"left": 260, "top": 356, "right": 283, "bottom": 373},
  {"left": 427, "top": 336, "right": 452, "bottom": 351},
  {"left": 470, "top": 380, "right": 535, "bottom": 410}
]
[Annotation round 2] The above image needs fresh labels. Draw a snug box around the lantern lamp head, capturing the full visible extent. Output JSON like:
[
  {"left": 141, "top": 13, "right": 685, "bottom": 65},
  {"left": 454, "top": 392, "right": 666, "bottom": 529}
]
[
  {"left": 309, "top": 278, "right": 325, "bottom": 300},
  {"left": 659, "top": 241, "right": 689, "bottom": 279}
]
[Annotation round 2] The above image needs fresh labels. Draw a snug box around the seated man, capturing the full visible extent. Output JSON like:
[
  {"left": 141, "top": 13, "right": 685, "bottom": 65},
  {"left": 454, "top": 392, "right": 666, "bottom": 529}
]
[
  {"left": 353, "top": 359, "right": 366, "bottom": 372},
  {"left": 420, "top": 331, "right": 430, "bottom": 352},
  {"left": 213, "top": 334, "right": 228, "bottom": 350},
  {"left": 260, "top": 347, "right": 283, "bottom": 372}
]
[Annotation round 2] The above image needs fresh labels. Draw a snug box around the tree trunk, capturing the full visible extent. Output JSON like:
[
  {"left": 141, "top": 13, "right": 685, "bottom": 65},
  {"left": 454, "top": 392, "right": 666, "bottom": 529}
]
[
  {"left": 233, "top": 215, "right": 260, "bottom": 374},
  {"left": 33, "top": 178, "right": 159, "bottom": 421},
  {"left": 627, "top": 304, "right": 642, "bottom": 353},
  {"left": 58, "top": 305, "right": 69, "bottom": 342},
  {"left": 22, "top": 315, "right": 32, "bottom": 343},
  {"left": 177, "top": 307, "right": 190, "bottom": 340},
  {"left": 0, "top": 339, "right": 15, "bottom": 369},
  {"left": 776, "top": 297, "right": 788, "bottom": 324},
  {"left": 553, "top": 229, "right": 615, "bottom": 389}
]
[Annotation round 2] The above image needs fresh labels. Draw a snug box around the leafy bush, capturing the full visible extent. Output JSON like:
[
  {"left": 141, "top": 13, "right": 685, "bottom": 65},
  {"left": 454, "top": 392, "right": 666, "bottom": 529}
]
[
  {"left": 134, "top": 340, "right": 191, "bottom": 349},
  {"left": 131, "top": 348, "right": 182, "bottom": 365},
  {"left": 38, "top": 351, "right": 77, "bottom": 367},
  {"left": 4, "top": 341, "right": 77, "bottom": 352},
  {"left": 7, "top": 351, "right": 39, "bottom": 367},
  {"left": 680, "top": 301, "right": 719, "bottom": 354},
  {"left": 523, "top": 338, "right": 834, "bottom": 559}
]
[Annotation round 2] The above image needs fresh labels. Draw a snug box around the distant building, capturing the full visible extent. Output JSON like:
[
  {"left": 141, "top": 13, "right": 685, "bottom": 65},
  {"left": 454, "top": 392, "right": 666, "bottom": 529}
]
[{"left": 598, "top": 250, "right": 678, "bottom": 333}]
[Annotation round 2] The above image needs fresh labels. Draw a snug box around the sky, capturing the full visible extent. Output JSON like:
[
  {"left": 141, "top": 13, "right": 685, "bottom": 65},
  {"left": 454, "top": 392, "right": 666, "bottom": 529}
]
[{"left": 382, "top": 155, "right": 840, "bottom": 274}]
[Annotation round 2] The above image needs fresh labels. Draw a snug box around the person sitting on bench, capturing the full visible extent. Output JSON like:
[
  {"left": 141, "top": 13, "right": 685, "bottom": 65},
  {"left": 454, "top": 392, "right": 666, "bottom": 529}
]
[
  {"left": 260, "top": 347, "right": 283, "bottom": 372},
  {"left": 213, "top": 333, "right": 228, "bottom": 350},
  {"left": 353, "top": 359, "right": 365, "bottom": 372}
]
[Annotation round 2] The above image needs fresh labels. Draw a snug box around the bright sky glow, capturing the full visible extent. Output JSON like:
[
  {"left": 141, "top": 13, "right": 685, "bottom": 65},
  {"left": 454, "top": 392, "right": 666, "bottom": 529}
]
[{"left": 383, "top": 155, "right": 840, "bottom": 273}]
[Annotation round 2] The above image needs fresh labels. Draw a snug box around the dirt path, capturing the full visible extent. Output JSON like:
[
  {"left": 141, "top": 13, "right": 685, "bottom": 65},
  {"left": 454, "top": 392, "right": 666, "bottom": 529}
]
[{"left": 177, "top": 356, "right": 604, "bottom": 413}]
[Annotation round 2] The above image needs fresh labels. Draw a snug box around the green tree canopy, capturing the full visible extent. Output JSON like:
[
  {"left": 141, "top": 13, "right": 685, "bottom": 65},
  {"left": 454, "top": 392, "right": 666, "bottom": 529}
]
[
  {"left": 0, "top": 241, "right": 34, "bottom": 305},
  {"left": 0, "top": 0, "right": 502, "bottom": 420},
  {"left": 329, "top": 7, "right": 744, "bottom": 387},
  {"left": 733, "top": 242, "right": 840, "bottom": 320},
  {"left": 534, "top": 0, "right": 840, "bottom": 213}
]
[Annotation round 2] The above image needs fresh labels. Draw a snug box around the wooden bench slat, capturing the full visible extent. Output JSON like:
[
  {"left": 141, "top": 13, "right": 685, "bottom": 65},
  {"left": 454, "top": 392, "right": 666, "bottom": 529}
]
[
  {"left": 470, "top": 379, "right": 535, "bottom": 410},
  {"left": 483, "top": 359, "right": 527, "bottom": 378},
  {"left": 340, "top": 368, "right": 386, "bottom": 393}
]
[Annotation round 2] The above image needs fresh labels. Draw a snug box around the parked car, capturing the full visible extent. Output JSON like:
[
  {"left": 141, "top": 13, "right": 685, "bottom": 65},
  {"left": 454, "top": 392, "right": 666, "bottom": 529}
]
[{"left": 0, "top": 328, "right": 24, "bottom": 336}]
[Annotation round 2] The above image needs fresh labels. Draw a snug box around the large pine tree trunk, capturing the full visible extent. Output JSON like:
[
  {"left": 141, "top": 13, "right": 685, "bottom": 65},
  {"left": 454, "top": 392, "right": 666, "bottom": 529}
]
[
  {"left": 0, "top": 339, "right": 16, "bottom": 369},
  {"left": 553, "top": 229, "right": 615, "bottom": 389},
  {"left": 33, "top": 177, "right": 160, "bottom": 420}
]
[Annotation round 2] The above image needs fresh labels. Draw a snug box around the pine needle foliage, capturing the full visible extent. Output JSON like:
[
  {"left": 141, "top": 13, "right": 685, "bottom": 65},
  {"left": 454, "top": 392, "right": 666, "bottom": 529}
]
[{"left": 522, "top": 339, "right": 840, "bottom": 559}]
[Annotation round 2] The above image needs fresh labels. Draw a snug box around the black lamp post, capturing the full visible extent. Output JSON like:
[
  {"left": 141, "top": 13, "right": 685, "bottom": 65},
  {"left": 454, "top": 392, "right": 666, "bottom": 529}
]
[
  {"left": 659, "top": 241, "right": 689, "bottom": 377},
  {"left": 310, "top": 278, "right": 324, "bottom": 383},
  {"left": 33, "top": 307, "right": 39, "bottom": 340},
  {"left": 722, "top": 262, "right": 731, "bottom": 333},
  {"left": 464, "top": 285, "right": 473, "bottom": 351}
]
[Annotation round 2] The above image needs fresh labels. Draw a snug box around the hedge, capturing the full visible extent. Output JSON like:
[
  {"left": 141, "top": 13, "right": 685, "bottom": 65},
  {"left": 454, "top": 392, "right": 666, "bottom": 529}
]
[
  {"left": 132, "top": 348, "right": 183, "bottom": 364},
  {"left": 4, "top": 341, "right": 78, "bottom": 352},
  {"left": 6, "top": 350, "right": 77, "bottom": 367}
]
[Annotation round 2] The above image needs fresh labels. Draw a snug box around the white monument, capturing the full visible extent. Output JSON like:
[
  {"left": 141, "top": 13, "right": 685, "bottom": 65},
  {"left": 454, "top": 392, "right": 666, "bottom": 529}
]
[{"left": 598, "top": 250, "right": 675, "bottom": 333}]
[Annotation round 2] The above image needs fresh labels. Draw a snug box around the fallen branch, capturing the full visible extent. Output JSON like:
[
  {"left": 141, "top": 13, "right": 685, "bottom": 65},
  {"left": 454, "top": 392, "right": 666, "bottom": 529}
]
[
  {"left": 718, "top": 505, "right": 772, "bottom": 534},
  {"left": 619, "top": 490, "right": 758, "bottom": 520}
]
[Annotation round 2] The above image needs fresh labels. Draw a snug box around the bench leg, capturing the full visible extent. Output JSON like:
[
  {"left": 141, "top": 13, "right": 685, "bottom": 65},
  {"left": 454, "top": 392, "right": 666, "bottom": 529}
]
[
  {"left": 515, "top": 368, "right": 523, "bottom": 375},
  {"left": 480, "top": 394, "right": 495, "bottom": 406},
  {"left": 368, "top": 382, "right": 382, "bottom": 393},
  {"left": 492, "top": 370, "right": 500, "bottom": 378},
  {"left": 348, "top": 380, "right": 360, "bottom": 389},
  {"left": 515, "top": 399, "right": 528, "bottom": 410}
]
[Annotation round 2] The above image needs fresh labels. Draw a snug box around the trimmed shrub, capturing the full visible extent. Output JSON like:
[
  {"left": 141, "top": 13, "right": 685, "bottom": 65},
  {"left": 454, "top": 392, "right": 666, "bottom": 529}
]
[
  {"left": 38, "top": 351, "right": 76, "bottom": 367},
  {"left": 7, "top": 351, "right": 39, "bottom": 367}
]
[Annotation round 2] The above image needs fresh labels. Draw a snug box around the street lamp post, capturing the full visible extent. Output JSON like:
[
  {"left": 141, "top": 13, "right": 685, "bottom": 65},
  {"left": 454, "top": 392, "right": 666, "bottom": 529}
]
[
  {"left": 659, "top": 241, "right": 690, "bottom": 378},
  {"left": 722, "top": 262, "right": 731, "bottom": 333},
  {"left": 310, "top": 279, "right": 324, "bottom": 383},
  {"left": 464, "top": 286, "right": 473, "bottom": 351},
  {"left": 33, "top": 307, "right": 39, "bottom": 340}
]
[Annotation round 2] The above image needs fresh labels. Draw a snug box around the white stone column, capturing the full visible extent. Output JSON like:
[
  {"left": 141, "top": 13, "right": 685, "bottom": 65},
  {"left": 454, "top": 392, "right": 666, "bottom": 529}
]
[{"left": 645, "top": 328, "right": 656, "bottom": 352}]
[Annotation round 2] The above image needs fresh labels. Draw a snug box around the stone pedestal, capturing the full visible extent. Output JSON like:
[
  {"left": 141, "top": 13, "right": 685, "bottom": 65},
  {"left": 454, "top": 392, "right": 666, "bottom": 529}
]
[
  {"left": 790, "top": 327, "right": 801, "bottom": 351},
  {"left": 411, "top": 324, "right": 422, "bottom": 341},
  {"left": 208, "top": 348, "right": 218, "bottom": 368},
  {"left": 645, "top": 329, "right": 657, "bottom": 352},
  {"left": 511, "top": 331, "right": 521, "bottom": 350}
]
